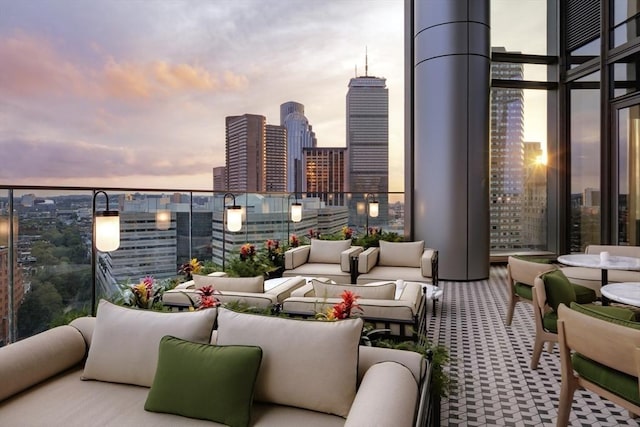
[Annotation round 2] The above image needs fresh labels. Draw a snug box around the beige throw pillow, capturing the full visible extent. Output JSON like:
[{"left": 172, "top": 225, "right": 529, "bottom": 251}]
[
  {"left": 216, "top": 308, "right": 363, "bottom": 417},
  {"left": 379, "top": 240, "right": 424, "bottom": 268},
  {"left": 193, "top": 274, "right": 264, "bottom": 293},
  {"left": 308, "top": 239, "right": 351, "bottom": 264},
  {"left": 312, "top": 280, "right": 396, "bottom": 300},
  {"left": 82, "top": 300, "right": 217, "bottom": 387}
]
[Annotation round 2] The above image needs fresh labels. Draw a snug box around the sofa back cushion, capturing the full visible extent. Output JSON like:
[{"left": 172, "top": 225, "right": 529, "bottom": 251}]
[
  {"left": 312, "top": 280, "right": 396, "bottom": 300},
  {"left": 193, "top": 274, "right": 264, "bottom": 293},
  {"left": 378, "top": 240, "right": 424, "bottom": 268},
  {"left": 216, "top": 308, "right": 363, "bottom": 417},
  {"left": 82, "top": 300, "right": 217, "bottom": 387},
  {"left": 308, "top": 239, "right": 351, "bottom": 264}
]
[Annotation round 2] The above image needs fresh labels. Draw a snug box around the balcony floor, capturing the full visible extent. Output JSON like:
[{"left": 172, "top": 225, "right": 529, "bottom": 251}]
[{"left": 428, "top": 265, "right": 638, "bottom": 426}]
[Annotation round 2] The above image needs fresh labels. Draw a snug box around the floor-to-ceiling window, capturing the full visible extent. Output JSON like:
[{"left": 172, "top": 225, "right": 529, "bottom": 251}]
[{"left": 490, "top": 1, "right": 555, "bottom": 254}]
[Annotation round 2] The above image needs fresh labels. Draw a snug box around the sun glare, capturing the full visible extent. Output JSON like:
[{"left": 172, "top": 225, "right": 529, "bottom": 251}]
[{"left": 535, "top": 154, "right": 547, "bottom": 166}]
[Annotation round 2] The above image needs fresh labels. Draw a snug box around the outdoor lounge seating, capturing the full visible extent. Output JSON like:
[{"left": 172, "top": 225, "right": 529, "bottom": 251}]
[
  {"left": 356, "top": 241, "right": 438, "bottom": 286},
  {"left": 560, "top": 245, "right": 640, "bottom": 294},
  {"left": 0, "top": 301, "right": 430, "bottom": 426},
  {"left": 162, "top": 274, "right": 306, "bottom": 310},
  {"left": 282, "top": 239, "right": 363, "bottom": 284},
  {"left": 281, "top": 279, "right": 426, "bottom": 337},
  {"left": 556, "top": 303, "right": 640, "bottom": 427},
  {"left": 505, "top": 256, "right": 556, "bottom": 326}
]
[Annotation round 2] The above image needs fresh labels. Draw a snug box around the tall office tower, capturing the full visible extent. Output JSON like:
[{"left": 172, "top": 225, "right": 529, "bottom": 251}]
[
  {"left": 490, "top": 47, "right": 524, "bottom": 250},
  {"left": 212, "top": 166, "right": 226, "bottom": 192},
  {"left": 264, "top": 125, "right": 287, "bottom": 192},
  {"left": 346, "top": 67, "right": 389, "bottom": 228},
  {"left": 523, "top": 142, "right": 547, "bottom": 249},
  {"left": 225, "top": 114, "right": 266, "bottom": 192},
  {"left": 280, "top": 101, "right": 317, "bottom": 193},
  {"left": 0, "top": 245, "right": 24, "bottom": 346},
  {"left": 302, "top": 147, "right": 347, "bottom": 206}
]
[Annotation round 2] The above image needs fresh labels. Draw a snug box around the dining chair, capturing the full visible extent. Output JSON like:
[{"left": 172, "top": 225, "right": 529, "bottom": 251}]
[
  {"left": 556, "top": 303, "right": 640, "bottom": 426},
  {"left": 505, "top": 256, "right": 556, "bottom": 326},
  {"left": 530, "top": 269, "right": 633, "bottom": 369}
]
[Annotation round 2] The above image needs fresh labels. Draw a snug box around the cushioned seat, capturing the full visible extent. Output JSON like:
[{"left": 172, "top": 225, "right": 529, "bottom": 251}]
[
  {"left": 163, "top": 275, "right": 306, "bottom": 309},
  {"left": 556, "top": 303, "right": 640, "bottom": 426},
  {"left": 505, "top": 256, "right": 556, "bottom": 326},
  {"left": 282, "top": 239, "right": 363, "bottom": 284},
  {"left": 281, "top": 280, "right": 426, "bottom": 337},
  {"left": 356, "top": 240, "right": 438, "bottom": 286},
  {"left": 531, "top": 269, "right": 626, "bottom": 369}
]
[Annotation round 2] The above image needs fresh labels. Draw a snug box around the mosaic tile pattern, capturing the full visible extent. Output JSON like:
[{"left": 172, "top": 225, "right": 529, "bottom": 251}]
[{"left": 427, "top": 266, "right": 639, "bottom": 426}]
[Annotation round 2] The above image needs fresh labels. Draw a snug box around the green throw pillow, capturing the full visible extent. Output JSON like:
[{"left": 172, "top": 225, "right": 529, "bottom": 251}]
[
  {"left": 542, "top": 270, "right": 576, "bottom": 312},
  {"left": 145, "top": 336, "right": 262, "bottom": 427}
]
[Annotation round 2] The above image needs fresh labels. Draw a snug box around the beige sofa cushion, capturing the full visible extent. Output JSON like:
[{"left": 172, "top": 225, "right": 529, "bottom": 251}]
[
  {"left": 312, "top": 280, "right": 396, "bottom": 300},
  {"left": 216, "top": 308, "right": 363, "bottom": 418},
  {"left": 82, "top": 300, "right": 217, "bottom": 387},
  {"left": 379, "top": 241, "right": 424, "bottom": 268},
  {"left": 308, "top": 239, "right": 351, "bottom": 264},
  {"left": 193, "top": 274, "right": 264, "bottom": 293}
]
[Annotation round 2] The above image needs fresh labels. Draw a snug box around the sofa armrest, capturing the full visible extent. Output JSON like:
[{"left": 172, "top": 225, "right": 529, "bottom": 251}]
[
  {"left": 420, "top": 249, "right": 438, "bottom": 286},
  {"left": 399, "top": 282, "right": 423, "bottom": 312},
  {"left": 345, "top": 362, "right": 418, "bottom": 427},
  {"left": 290, "top": 283, "right": 314, "bottom": 297},
  {"left": 358, "top": 247, "right": 380, "bottom": 273},
  {"left": 172, "top": 280, "right": 195, "bottom": 290},
  {"left": 341, "top": 246, "right": 364, "bottom": 272},
  {"left": 285, "top": 245, "right": 311, "bottom": 270},
  {"left": 265, "top": 276, "right": 307, "bottom": 302},
  {"left": 0, "top": 325, "right": 87, "bottom": 402}
]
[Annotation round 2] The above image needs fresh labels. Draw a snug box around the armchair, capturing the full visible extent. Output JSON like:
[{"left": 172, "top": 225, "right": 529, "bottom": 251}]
[
  {"left": 282, "top": 239, "right": 363, "bottom": 284},
  {"left": 356, "top": 240, "right": 438, "bottom": 286},
  {"left": 557, "top": 303, "right": 640, "bottom": 426}
]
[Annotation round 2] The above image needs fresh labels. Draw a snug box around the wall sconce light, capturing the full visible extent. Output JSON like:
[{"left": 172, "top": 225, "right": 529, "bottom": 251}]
[
  {"left": 92, "top": 190, "right": 120, "bottom": 315},
  {"left": 155, "top": 209, "right": 171, "bottom": 230},
  {"left": 222, "top": 193, "right": 242, "bottom": 270},
  {"left": 287, "top": 194, "right": 302, "bottom": 242},
  {"left": 364, "top": 194, "right": 379, "bottom": 235}
]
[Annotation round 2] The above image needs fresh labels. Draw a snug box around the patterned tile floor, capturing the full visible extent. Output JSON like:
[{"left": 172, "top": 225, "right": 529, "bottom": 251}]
[{"left": 427, "top": 265, "right": 640, "bottom": 426}]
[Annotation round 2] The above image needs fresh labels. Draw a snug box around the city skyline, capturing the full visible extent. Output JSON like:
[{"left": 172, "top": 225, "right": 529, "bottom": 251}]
[{"left": 0, "top": 1, "right": 552, "bottom": 193}]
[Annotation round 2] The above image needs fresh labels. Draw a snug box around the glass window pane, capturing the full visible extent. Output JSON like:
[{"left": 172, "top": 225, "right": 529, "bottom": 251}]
[
  {"left": 617, "top": 105, "right": 640, "bottom": 245},
  {"left": 570, "top": 87, "right": 601, "bottom": 252},
  {"left": 613, "top": 53, "right": 640, "bottom": 98},
  {"left": 492, "top": 0, "right": 547, "bottom": 55},
  {"left": 569, "top": 39, "right": 600, "bottom": 69}
]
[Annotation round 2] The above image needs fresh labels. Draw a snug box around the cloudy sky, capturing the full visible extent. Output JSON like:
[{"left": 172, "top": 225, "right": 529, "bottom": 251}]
[
  {"left": 0, "top": 0, "right": 405, "bottom": 191},
  {"left": 1, "top": 0, "right": 556, "bottom": 193}
]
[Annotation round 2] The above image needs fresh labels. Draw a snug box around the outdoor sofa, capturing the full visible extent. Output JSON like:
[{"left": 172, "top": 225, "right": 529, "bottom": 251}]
[
  {"left": 282, "top": 239, "right": 363, "bottom": 284},
  {"left": 282, "top": 279, "right": 427, "bottom": 338},
  {"left": 356, "top": 240, "right": 438, "bottom": 286},
  {"left": 0, "top": 300, "right": 430, "bottom": 427}
]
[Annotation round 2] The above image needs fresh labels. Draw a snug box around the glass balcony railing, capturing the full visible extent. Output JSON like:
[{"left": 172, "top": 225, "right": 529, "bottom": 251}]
[{"left": 0, "top": 185, "right": 406, "bottom": 345}]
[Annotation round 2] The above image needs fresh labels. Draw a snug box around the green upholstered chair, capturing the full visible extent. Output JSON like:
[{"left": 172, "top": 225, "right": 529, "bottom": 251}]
[
  {"left": 556, "top": 303, "right": 640, "bottom": 427},
  {"left": 505, "top": 256, "right": 556, "bottom": 326},
  {"left": 506, "top": 256, "right": 596, "bottom": 327},
  {"left": 530, "top": 270, "right": 632, "bottom": 370}
]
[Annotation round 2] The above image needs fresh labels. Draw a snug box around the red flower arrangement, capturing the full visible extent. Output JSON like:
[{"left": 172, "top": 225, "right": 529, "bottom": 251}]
[
  {"left": 197, "top": 285, "right": 220, "bottom": 310},
  {"left": 239, "top": 243, "right": 256, "bottom": 261},
  {"left": 317, "top": 290, "right": 362, "bottom": 321},
  {"left": 289, "top": 234, "right": 300, "bottom": 248}
]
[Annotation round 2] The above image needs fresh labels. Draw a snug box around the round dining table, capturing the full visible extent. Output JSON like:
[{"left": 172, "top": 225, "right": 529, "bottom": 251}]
[
  {"left": 600, "top": 282, "right": 640, "bottom": 307},
  {"left": 557, "top": 253, "right": 640, "bottom": 287}
]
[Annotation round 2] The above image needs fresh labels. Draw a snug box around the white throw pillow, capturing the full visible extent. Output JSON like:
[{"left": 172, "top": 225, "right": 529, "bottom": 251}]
[
  {"left": 216, "top": 308, "right": 363, "bottom": 417},
  {"left": 308, "top": 239, "right": 351, "bottom": 264},
  {"left": 193, "top": 274, "right": 264, "bottom": 293},
  {"left": 82, "top": 300, "right": 217, "bottom": 387},
  {"left": 312, "top": 280, "right": 396, "bottom": 300},
  {"left": 378, "top": 240, "right": 424, "bottom": 268}
]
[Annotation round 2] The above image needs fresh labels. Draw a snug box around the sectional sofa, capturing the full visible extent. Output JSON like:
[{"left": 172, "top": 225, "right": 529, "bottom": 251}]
[{"left": 0, "top": 300, "right": 430, "bottom": 427}]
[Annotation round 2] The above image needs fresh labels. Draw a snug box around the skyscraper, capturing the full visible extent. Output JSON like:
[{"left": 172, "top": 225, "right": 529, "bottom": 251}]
[
  {"left": 264, "top": 124, "right": 287, "bottom": 192},
  {"left": 280, "top": 101, "right": 316, "bottom": 193},
  {"left": 523, "top": 141, "right": 547, "bottom": 249},
  {"left": 225, "top": 114, "right": 266, "bottom": 192},
  {"left": 303, "top": 147, "right": 347, "bottom": 206},
  {"left": 346, "top": 65, "right": 388, "bottom": 227},
  {"left": 490, "top": 47, "right": 524, "bottom": 250}
]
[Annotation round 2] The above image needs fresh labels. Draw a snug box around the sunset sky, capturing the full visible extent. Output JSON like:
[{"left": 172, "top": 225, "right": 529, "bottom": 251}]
[{"left": 0, "top": 0, "right": 553, "bottom": 192}]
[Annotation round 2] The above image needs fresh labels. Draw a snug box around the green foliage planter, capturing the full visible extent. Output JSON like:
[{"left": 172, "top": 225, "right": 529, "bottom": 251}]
[{"left": 351, "top": 229, "right": 404, "bottom": 249}]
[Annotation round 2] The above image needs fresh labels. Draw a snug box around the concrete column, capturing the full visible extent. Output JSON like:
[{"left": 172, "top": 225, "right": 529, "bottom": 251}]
[{"left": 407, "top": 0, "right": 490, "bottom": 281}]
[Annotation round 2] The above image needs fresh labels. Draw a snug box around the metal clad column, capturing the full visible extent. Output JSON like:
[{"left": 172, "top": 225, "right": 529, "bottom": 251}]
[{"left": 412, "top": 0, "right": 490, "bottom": 280}]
